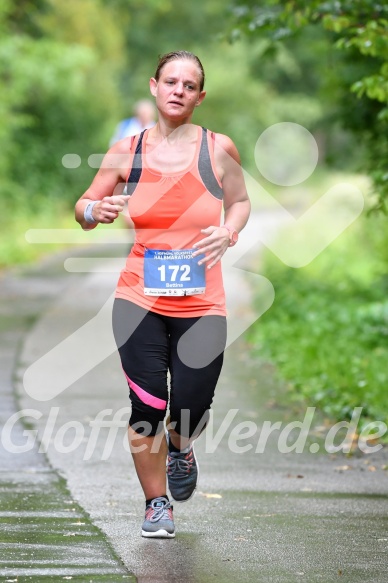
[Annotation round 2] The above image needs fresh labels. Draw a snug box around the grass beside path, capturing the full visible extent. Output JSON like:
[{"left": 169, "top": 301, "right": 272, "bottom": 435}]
[
  {"left": 1, "top": 202, "right": 76, "bottom": 268},
  {"left": 248, "top": 199, "right": 388, "bottom": 435},
  {"left": 0, "top": 470, "right": 135, "bottom": 582},
  {"left": 0, "top": 202, "right": 128, "bottom": 270}
]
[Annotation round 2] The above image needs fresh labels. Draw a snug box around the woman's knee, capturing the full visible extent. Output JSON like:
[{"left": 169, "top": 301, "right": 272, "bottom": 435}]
[
  {"left": 129, "top": 407, "right": 166, "bottom": 437},
  {"left": 129, "top": 392, "right": 167, "bottom": 437},
  {"left": 168, "top": 407, "right": 210, "bottom": 438}
]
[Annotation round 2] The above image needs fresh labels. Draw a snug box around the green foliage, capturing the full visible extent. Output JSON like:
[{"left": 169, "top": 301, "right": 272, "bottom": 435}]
[
  {"left": 228, "top": 0, "right": 388, "bottom": 210},
  {"left": 248, "top": 210, "right": 388, "bottom": 428},
  {"left": 0, "top": 0, "right": 325, "bottom": 240},
  {"left": 1, "top": 35, "right": 102, "bottom": 195},
  {"left": 197, "top": 40, "right": 323, "bottom": 171},
  {"left": 100, "top": 0, "right": 230, "bottom": 99},
  {"left": 2, "top": 0, "right": 384, "bottom": 269},
  {"left": 0, "top": 201, "right": 75, "bottom": 267},
  {"left": 0, "top": 0, "right": 124, "bottom": 263}
]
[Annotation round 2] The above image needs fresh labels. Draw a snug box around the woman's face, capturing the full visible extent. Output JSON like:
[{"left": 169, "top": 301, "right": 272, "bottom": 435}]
[{"left": 150, "top": 59, "right": 206, "bottom": 120}]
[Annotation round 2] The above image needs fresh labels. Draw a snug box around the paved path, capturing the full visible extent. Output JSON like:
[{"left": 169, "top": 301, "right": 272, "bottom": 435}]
[
  {"left": 0, "top": 257, "right": 134, "bottom": 581},
  {"left": 2, "top": 213, "right": 388, "bottom": 582}
]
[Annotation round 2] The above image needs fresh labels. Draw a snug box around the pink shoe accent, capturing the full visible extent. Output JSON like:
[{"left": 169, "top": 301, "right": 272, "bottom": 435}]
[{"left": 123, "top": 370, "right": 167, "bottom": 410}]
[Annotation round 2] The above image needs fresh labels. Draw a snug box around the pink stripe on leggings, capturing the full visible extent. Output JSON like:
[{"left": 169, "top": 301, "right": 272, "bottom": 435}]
[{"left": 123, "top": 370, "right": 167, "bottom": 410}]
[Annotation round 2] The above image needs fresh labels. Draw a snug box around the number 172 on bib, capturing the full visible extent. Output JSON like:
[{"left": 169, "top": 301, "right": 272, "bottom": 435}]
[{"left": 144, "top": 249, "right": 206, "bottom": 296}]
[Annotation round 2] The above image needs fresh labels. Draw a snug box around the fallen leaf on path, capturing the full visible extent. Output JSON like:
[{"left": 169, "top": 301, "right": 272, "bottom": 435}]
[
  {"left": 245, "top": 410, "right": 259, "bottom": 418},
  {"left": 339, "top": 431, "right": 359, "bottom": 452},
  {"left": 334, "top": 465, "right": 352, "bottom": 472},
  {"left": 359, "top": 434, "right": 380, "bottom": 446}
]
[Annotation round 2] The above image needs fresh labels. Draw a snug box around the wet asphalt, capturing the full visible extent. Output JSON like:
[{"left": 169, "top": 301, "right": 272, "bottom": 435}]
[
  {"left": 1, "top": 215, "right": 388, "bottom": 582},
  {"left": 0, "top": 254, "right": 134, "bottom": 581}
]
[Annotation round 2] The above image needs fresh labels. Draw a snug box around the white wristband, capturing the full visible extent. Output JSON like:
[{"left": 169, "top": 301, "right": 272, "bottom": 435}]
[{"left": 84, "top": 201, "right": 98, "bottom": 224}]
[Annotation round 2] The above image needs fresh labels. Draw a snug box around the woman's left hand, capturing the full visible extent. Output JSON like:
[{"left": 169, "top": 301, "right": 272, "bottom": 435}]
[{"left": 192, "top": 226, "right": 230, "bottom": 269}]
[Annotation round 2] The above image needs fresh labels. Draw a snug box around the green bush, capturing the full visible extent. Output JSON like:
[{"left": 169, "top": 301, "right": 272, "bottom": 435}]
[{"left": 248, "top": 210, "right": 388, "bottom": 429}]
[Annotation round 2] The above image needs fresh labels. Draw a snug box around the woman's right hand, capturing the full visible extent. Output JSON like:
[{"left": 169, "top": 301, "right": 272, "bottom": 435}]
[{"left": 92, "top": 194, "right": 131, "bottom": 224}]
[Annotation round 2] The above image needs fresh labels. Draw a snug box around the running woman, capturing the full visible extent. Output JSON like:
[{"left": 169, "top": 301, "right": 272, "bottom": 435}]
[{"left": 75, "top": 50, "right": 250, "bottom": 538}]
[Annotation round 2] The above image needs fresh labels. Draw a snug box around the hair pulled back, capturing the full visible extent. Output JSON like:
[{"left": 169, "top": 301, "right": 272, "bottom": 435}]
[{"left": 154, "top": 51, "right": 205, "bottom": 92}]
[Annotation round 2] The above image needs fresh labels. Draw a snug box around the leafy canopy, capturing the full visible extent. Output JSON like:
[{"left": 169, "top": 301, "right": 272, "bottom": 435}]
[{"left": 229, "top": 0, "right": 388, "bottom": 210}]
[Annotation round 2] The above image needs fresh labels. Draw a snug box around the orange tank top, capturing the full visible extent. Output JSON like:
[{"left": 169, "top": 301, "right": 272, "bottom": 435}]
[{"left": 115, "top": 125, "right": 226, "bottom": 317}]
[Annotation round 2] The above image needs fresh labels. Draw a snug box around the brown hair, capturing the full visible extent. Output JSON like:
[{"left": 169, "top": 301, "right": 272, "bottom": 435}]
[{"left": 154, "top": 51, "right": 205, "bottom": 92}]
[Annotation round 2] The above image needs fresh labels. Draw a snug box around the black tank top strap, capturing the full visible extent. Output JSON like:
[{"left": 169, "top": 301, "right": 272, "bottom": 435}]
[
  {"left": 126, "top": 130, "right": 146, "bottom": 195},
  {"left": 198, "top": 127, "right": 223, "bottom": 201}
]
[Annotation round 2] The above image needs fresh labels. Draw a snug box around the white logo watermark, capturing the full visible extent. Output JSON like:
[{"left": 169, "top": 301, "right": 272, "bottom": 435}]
[
  {"left": 1, "top": 407, "right": 385, "bottom": 459},
  {"left": 20, "top": 123, "right": 364, "bottom": 402}
]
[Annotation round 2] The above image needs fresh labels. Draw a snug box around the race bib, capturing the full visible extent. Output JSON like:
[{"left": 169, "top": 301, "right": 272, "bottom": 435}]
[{"left": 144, "top": 249, "right": 206, "bottom": 296}]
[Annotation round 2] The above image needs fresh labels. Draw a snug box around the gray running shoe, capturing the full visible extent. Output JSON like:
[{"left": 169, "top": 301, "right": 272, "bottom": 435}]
[
  {"left": 141, "top": 496, "right": 175, "bottom": 538},
  {"left": 167, "top": 439, "right": 199, "bottom": 502}
]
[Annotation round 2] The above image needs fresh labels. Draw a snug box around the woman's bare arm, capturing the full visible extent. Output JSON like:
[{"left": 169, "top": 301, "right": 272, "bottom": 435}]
[{"left": 74, "top": 138, "right": 133, "bottom": 230}]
